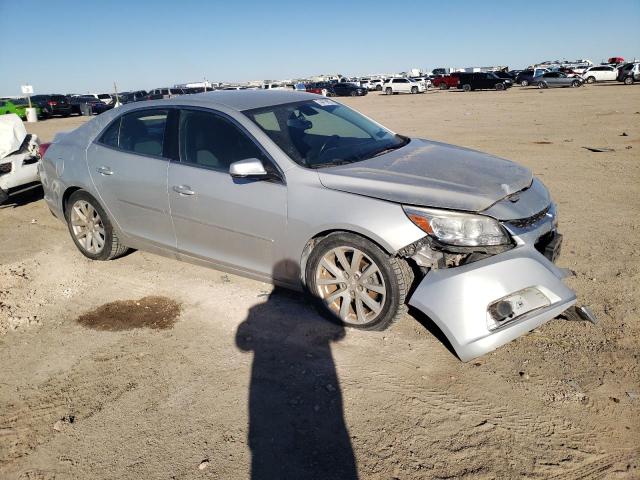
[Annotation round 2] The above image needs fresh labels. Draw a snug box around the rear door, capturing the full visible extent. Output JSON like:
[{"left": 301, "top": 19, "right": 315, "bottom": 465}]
[
  {"left": 86, "top": 108, "right": 176, "bottom": 249},
  {"left": 168, "top": 108, "right": 287, "bottom": 278}
]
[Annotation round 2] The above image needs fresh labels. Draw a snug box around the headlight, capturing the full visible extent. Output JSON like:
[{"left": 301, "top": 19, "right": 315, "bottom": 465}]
[{"left": 403, "top": 206, "right": 510, "bottom": 246}]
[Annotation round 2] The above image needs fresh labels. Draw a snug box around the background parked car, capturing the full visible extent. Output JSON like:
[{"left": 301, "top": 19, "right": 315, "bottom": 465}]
[
  {"left": 147, "top": 88, "right": 185, "bottom": 100},
  {"left": 118, "top": 90, "right": 149, "bottom": 104},
  {"left": 90, "top": 93, "right": 114, "bottom": 105},
  {"left": 582, "top": 65, "right": 618, "bottom": 83},
  {"left": 456, "top": 72, "right": 512, "bottom": 92},
  {"left": 69, "top": 95, "right": 113, "bottom": 115},
  {"left": 329, "top": 82, "right": 367, "bottom": 97},
  {"left": 431, "top": 74, "right": 459, "bottom": 90},
  {"left": 515, "top": 68, "right": 549, "bottom": 86},
  {"left": 30, "top": 94, "right": 72, "bottom": 117},
  {"left": 617, "top": 62, "right": 640, "bottom": 84},
  {"left": 383, "top": 78, "right": 425, "bottom": 95},
  {"left": 0, "top": 98, "right": 41, "bottom": 120},
  {"left": 533, "top": 71, "right": 584, "bottom": 89},
  {"left": 306, "top": 82, "right": 331, "bottom": 96},
  {"left": 369, "top": 79, "right": 384, "bottom": 91}
]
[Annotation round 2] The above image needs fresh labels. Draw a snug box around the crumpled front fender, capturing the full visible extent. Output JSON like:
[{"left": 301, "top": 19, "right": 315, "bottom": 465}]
[{"left": 408, "top": 246, "right": 576, "bottom": 361}]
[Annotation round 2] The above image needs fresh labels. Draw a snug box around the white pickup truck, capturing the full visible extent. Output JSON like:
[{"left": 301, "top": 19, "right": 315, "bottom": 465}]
[{"left": 0, "top": 114, "right": 41, "bottom": 204}]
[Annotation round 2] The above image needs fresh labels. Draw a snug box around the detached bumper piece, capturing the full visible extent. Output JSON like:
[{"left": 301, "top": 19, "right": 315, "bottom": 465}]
[{"left": 408, "top": 246, "right": 576, "bottom": 362}]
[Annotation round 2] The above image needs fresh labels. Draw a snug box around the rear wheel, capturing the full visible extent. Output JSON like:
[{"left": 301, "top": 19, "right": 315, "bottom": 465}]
[
  {"left": 385, "top": 87, "right": 393, "bottom": 95},
  {"left": 350, "top": 90, "right": 357, "bottom": 96},
  {"left": 571, "top": 80, "right": 581, "bottom": 88},
  {"left": 495, "top": 83, "right": 505, "bottom": 91},
  {"left": 538, "top": 82, "right": 548, "bottom": 89},
  {"left": 411, "top": 86, "right": 418, "bottom": 94},
  {"left": 462, "top": 84, "right": 472, "bottom": 92},
  {"left": 306, "top": 233, "right": 411, "bottom": 331},
  {"left": 65, "top": 190, "right": 129, "bottom": 261},
  {"left": 520, "top": 79, "right": 529, "bottom": 87},
  {"left": 439, "top": 83, "right": 448, "bottom": 90},
  {"left": 586, "top": 76, "right": 596, "bottom": 84},
  {"left": 375, "top": 84, "right": 382, "bottom": 91},
  {"left": 624, "top": 76, "right": 634, "bottom": 85}
]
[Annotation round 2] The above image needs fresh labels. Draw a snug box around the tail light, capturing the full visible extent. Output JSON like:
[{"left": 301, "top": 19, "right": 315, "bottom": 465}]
[
  {"left": 38, "top": 143, "right": 52, "bottom": 159},
  {"left": 48, "top": 101, "right": 57, "bottom": 106}
]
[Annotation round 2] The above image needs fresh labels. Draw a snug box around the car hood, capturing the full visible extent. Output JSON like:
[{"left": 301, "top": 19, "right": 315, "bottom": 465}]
[{"left": 317, "top": 138, "right": 533, "bottom": 213}]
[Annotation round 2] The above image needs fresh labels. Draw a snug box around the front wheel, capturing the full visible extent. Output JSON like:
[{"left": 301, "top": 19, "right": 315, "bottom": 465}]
[
  {"left": 538, "top": 82, "right": 548, "bottom": 89},
  {"left": 411, "top": 86, "right": 418, "bottom": 94},
  {"left": 586, "top": 76, "right": 596, "bottom": 84},
  {"left": 624, "top": 77, "right": 634, "bottom": 85},
  {"left": 462, "top": 84, "right": 472, "bottom": 92},
  {"left": 375, "top": 84, "right": 382, "bottom": 91},
  {"left": 385, "top": 87, "right": 393, "bottom": 95},
  {"left": 571, "top": 80, "right": 581, "bottom": 88},
  {"left": 520, "top": 80, "right": 529, "bottom": 87},
  {"left": 65, "top": 190, "right": 129, "bottom": 261},
  {"left": 495, "top": 83, "right": 505, "bottom": 91},
  {"left": 439, "top": 83, "right": 448, "bottom": 90},
  {"left": 306, "top": 233, "right": 411, "bottom": 331}
]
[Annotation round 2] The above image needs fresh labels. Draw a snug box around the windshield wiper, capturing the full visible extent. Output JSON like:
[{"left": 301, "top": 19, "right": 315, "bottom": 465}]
[
  {"left": 308, "top": 159, "right": 356, "bottom": 169},
  {"left": 370, "top": 135, "right": 410, "bottom": 158}
]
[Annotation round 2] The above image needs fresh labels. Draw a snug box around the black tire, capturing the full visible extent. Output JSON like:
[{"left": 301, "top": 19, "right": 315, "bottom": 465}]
[
  {"left": 624, "top": 76, "right": 633, "bottom": 85},
  {"left": 375, "top": 84, "right": 382, "bottom": 91},
  {"left": 586, "top": 76, "right": 596, "bottom": 84},
  {"left": 520, "top": 80, "right": 529, "bottom": 87},
  {"left": 411, "top": 86, "right": 418, "bottom": 94},
  {"left": 462, "top": 84, "right": 472, "bottom": 92},
  {"left": 385, "top": 87, "right": 393, "bottom": 95},
  {"left": 495, "top": 83, "right": 505, "bottom": 91},
  {"left": 65, "top": 190, "right": 129, "bottom": 261},
  {"left": 571, "top": 80, "right": 581, "bottom": 88},
  {"left": 350, "top": 90, "right": 357, "bottom": 97},
  {"left": 439, "top": 83, "right": 448, "bottom": 90},
  {"left": 538, "top": 82, "right": 547, "bottom": 89},
  {"left": 305, "top": 232, "right": 412, "bottom": 331}
]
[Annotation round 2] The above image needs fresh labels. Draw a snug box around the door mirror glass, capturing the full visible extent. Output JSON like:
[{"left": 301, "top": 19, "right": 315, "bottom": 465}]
[{"left": 229, "top": 158, "right": 268, "bottom": 178}]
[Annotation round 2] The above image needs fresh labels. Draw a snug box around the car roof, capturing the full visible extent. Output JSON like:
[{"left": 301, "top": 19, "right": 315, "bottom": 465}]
[{"left": 150, "top": 90, "right": 319, "bottom": 112}]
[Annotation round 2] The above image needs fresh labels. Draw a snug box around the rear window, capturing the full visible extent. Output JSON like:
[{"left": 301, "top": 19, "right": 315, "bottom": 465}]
[
  {"left": 97, "top": 94, "right": 111, "bottom": 99},
  {"left": 99, "top": 109, "right": 169, "bottom": 157}
]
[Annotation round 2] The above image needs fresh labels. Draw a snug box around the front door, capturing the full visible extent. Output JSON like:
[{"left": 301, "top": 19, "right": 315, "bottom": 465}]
[
  {"left": 168, "top": 108, "right": 287, "bottom": 279},
  {"left": 86, "top": 108, "right": 175, "bottom": 249}
]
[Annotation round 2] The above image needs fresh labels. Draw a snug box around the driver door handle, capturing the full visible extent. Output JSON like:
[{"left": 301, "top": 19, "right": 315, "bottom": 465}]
[
  {"left": 96, "top": 166, "right": 113, "bottom": 176},
  {"left": 173, "top": 185, "right": 195, "bottom": 196}
]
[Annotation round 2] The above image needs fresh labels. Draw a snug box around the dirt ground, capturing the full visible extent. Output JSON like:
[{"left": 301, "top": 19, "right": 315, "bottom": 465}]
[{"left": 1, "top": 84, "right": 639, "bottom": 479}]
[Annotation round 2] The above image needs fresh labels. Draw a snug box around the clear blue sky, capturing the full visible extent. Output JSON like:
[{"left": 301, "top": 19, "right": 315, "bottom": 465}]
[{"left": 1, "top": 0, "right": 638, "bottom": 95}]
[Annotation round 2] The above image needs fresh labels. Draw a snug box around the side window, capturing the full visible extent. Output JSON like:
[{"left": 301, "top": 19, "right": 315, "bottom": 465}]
[
  {"left": 100, "top": 118, "right": 121, "bottom": 148},
  {"left": 179, "top": 110, "right": 267, "bottom": 171},
  {"left": 118, "top": 109, "right": 168, "bottom": 156}
]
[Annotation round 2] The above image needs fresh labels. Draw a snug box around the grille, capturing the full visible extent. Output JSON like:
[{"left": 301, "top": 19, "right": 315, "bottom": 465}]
[
  {"left": 0, "top": 162, "right": 12, "bottom": 175},
  {"left": 507, "top": 205, "right": 550, "bottom": 229}
]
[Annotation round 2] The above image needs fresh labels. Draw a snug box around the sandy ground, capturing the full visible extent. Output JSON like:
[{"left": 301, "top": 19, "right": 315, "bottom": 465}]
[{"left": 1, "top": 84, "right": 639, "bottom": 479}]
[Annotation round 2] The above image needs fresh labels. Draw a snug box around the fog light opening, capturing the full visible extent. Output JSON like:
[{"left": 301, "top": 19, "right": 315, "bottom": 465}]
[
  {"left": 486, "top": 287, "right": 551, "bottom": 331},
  {"left": 490, "top": 300, "right": 514, "bottom": 322}
]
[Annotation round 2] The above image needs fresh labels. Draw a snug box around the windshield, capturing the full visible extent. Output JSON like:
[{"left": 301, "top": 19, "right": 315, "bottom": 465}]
[{"left": 244, "top": 99, "right": 408, "bottom": 168}]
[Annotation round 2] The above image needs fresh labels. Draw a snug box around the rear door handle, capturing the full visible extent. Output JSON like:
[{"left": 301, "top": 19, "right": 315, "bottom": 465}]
[
  {"left": 173, "top": 185, "right": 195, "bottom": 196},
  {"left": 96, "top": 166, "right": 113, "bottom": 176}
]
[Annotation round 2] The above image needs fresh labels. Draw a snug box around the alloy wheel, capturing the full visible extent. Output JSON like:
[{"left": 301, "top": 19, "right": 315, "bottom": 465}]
[
  {"left": 70, "top": 200, "right": 106, "bottom": 254},
  {"left": 315, "top": 246, "right": 387, "bottom": 325}
]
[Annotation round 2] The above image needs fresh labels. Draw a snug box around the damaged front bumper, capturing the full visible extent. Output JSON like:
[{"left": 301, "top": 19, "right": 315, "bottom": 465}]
[
  {"left": 408, "top": 245, "right": 576, "bottom": 361},
  {"left": 407, "top": 202, "right": 577, "bottom": 361}
]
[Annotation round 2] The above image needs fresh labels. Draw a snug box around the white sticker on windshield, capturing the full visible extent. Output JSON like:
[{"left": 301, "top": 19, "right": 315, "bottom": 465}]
[{"left": 313, "top": 99, "right": 337, "bottom": 107}]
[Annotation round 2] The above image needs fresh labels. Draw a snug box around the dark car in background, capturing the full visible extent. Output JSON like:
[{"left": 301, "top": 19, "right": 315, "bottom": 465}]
[
  {"left": 456, "top": 72, "right": 513, "bottom": 92},
  {"left": 617, "top": 62, "right": 640, "bottom": 84},
  {"left": 118, "top": 90, "right": 149, "bottom": 104},
  {"left": 515, "top": 68, "right": 548, "bottom": 87},
  {"left": 30, "top": 94, "right": 72, "bottom": 117},
  {"left": 147, "top": 87, "right": 185, "bottom": 100},
  {"left": 328, "top": 83, "right": 367, "bottom": 97},
  {"left": 69, "top": 95, "right": 113, "bottom": 115},
  {"left": 432, "top": 74, "right": 460, "bottom": 90}
]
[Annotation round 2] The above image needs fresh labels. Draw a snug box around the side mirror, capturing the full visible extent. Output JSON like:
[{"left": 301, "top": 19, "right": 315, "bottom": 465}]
[{"left": 229, "top": 158, "right": 268, "bottom": 179}]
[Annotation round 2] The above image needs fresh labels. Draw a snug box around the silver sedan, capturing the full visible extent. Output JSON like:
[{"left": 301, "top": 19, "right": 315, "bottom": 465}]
[{"left": 39, "top": 91, "right": 578, "bottom": 361}]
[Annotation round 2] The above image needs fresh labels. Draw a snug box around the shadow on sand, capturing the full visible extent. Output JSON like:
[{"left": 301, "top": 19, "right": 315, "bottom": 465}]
[{"left": 236, "top": 282, "right": 358, "bottom": 480}]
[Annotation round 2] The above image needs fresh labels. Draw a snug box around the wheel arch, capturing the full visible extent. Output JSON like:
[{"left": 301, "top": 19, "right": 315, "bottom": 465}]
[{"left": 299, "top": 228, "right": 397, "bottom": 288}]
